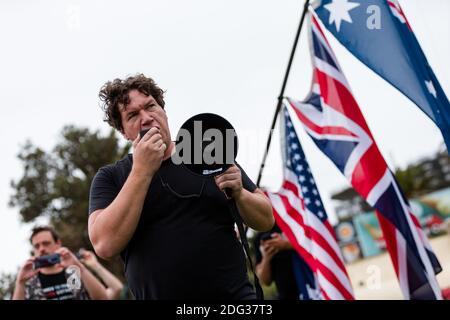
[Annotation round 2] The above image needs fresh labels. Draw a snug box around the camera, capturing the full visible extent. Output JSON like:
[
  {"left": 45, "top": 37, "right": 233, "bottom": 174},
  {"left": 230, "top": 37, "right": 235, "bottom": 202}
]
[
  {"left": 33, "top": 253, "right": 61, "bottom": 269},
  {"left": 260, "top": 233, "right": 273, "bottom": 242}
]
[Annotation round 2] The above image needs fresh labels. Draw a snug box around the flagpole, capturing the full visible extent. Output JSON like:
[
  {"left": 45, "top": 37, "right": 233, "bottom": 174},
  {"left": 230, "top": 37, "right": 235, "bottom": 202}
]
[{"left": 256, "top": 0, "right": 310, "bottom": 187}]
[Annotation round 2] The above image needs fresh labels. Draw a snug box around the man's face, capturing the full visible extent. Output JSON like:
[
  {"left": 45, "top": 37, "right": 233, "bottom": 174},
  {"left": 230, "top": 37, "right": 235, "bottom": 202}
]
[
  {"left": 119, "top": 89, "right": 171, "bottom": 148},
  {"left": 31, "top": 231, "right": 61, "bottom": 257}
]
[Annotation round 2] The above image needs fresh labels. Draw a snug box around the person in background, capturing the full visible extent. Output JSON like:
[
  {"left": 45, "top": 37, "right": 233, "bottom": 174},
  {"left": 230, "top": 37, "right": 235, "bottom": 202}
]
[
  {"left": 254, "top": 223, "right": 320, "bottom": 300},
  {"left": 12, "top": 226, "right": 107, "bottom": 300},
  {"left": 78, "top": 249, "right": 124, "bottom": 300}
]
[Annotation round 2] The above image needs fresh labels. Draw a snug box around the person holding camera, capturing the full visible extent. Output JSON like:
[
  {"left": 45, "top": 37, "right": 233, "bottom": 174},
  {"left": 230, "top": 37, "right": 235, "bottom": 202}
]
[
  {"left": 254, "top": 225, "right": 299, "bottom": 300},
  {"left": 88, "top": 74, "right": 274, "bottom": 299},
  {"left": 78, "top": 249, "right": 125, "bottom": 300},
  {"left": 254, "top": 224, "right": 320, "bottom": 300},
  {"left": 12, "top": 226, "right": 108, "bottom": 300}
]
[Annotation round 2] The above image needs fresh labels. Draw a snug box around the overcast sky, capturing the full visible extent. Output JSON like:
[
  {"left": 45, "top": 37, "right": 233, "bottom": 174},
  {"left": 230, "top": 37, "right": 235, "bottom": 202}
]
[{"left": 0, "top": 0, "right": 449, "bottom": 274}]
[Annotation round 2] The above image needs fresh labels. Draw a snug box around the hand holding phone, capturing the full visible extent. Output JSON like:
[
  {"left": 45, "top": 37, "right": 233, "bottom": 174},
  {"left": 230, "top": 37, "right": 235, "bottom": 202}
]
[{"left": 33, "top": 253, "right": 61, "bottom": 269}]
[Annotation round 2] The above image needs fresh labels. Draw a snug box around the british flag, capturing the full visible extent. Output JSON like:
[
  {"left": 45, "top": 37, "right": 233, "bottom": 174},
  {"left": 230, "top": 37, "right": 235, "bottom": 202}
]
[
  {"left": 312, "top": 0, "right": 450, "bottom": 153},
  {"left": 386, "top": 0, "right": 411, "bottom": 29},
  {"left": 266, "top": 106, "right": 354, "bottom": 300},
  {"left": 286, "top": 13, "right": 442, "bottom": 299}
]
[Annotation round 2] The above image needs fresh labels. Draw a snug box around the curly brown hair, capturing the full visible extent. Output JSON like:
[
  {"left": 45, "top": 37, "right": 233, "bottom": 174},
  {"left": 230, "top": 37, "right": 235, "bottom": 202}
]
[{"left": 99, "top": 74, "right": 165, "bottom": 132}]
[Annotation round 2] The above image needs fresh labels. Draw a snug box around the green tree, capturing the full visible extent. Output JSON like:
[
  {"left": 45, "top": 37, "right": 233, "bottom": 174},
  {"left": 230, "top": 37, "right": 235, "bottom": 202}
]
[
  {"left": 0, "top": 272, "right": 16, "bottom": 300},
  {"left": 8, "top": 125, "right": 130, "bottom": 286},
  {"left": 395, "top": 165, "right": 431, "bottom": 198}
]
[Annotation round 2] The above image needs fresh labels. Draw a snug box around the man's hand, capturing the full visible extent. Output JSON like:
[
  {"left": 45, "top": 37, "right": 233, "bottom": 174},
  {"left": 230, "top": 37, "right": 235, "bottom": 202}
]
[
  {"left": 132, "top": 127, "right": 167, "bottom": 178},
  {"left": 261, "top": 233, "right": 292, "bottom": 256},
  {"left": 214, "top": 165, "right": 243, "bottom": 198},
  {"left": 214, "top": 165, "right": 274, "bottom": 231},
  {"left": 259, "top": 243, "right": 278, "bottom": 261},
  {"left": 16, "top": 258, "right": 38, "bottom": 284},
  {"left": 55, "top": 247, "right": 81, "bottom": 269},
  {"left": 55, "top": 248, "right": 109, "bottom": 300},
  {"left": 79, "top": 249, "right": 99, "bottom": 270}
]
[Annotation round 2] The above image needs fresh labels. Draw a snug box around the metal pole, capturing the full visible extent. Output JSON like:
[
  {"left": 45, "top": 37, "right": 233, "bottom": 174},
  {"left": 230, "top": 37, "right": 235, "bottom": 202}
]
[{"left": 256, "top": 0, "right": 310, "bottom": 187}]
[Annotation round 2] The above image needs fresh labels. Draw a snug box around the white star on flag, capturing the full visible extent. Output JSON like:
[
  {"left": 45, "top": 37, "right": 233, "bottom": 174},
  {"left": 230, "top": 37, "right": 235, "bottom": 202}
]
[
  {"left": 324, "top": 0, "right": 360, "bottom": 32},
  {"left": 425, "top": 80, "right": 437, "bottom": 98}
]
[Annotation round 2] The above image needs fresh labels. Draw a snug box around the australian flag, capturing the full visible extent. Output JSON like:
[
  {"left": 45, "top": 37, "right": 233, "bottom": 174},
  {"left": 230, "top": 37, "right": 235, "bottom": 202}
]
[
  {"left": 287, "top": 13, "right": 442, "bottom": 299},
  {"left": 311, "top": 0, "right": 450, "bottom": 152}
]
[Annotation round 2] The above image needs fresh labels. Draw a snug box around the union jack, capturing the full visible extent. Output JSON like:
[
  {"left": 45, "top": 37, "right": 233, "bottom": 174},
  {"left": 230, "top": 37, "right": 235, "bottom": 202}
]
[
  {"left": 387, "top": 0, "right": 411, "bottom": 29},
  {"left": 312, "top": 0, "right": 450, "bottom": 153},
  {"left": 286, "top": 13, "right": 442, "bottom": 299}
]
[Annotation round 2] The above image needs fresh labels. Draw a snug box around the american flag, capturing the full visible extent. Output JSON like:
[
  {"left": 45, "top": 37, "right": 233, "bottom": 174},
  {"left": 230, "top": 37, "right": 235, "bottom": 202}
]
[
  {"left": 265, "top": 106, "right": 354, "bottom": 300},
  {"left": 286, "top": 13, "right": 442, "bottom": 299}
]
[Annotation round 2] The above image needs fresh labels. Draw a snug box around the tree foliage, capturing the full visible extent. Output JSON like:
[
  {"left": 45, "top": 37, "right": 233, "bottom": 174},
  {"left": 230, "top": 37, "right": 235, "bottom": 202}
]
[
  {"left": 8, "top": 125, "right": 130, "bottom": 286},
  {"left": 394, "top": 165, "right": 429, "bottom": 198},
  {"left": 0, "top": 272, "right": 16, "bottom": 300}
]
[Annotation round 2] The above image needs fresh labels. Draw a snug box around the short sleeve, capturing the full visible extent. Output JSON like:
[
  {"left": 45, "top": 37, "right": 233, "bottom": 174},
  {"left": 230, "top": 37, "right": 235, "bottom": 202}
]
[{"left": 89, "top": 166, "right": 120, "bottom": 215}]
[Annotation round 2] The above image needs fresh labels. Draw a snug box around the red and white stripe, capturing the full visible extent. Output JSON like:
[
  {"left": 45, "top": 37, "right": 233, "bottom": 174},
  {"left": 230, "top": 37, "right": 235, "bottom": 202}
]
[{"left": 266, "top": 168, "right": 354, "bottom": 300}]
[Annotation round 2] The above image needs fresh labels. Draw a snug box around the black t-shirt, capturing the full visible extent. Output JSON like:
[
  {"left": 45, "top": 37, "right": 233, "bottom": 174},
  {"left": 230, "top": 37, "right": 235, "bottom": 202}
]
[
  {"left": 89, "top": 154, "right": 257, "bottom": 300},
  {"left": 254, "top": 226, "right": 300, "bottom": 300},
  {"left": 38, "top": 271, "right": 76, "bottom": 300}
]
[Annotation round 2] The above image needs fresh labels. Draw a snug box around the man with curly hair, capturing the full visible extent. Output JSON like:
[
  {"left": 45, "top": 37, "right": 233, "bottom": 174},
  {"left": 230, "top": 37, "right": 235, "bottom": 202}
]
[{"left": 88, "top": 74, "right": 274, "bottom": 300}]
